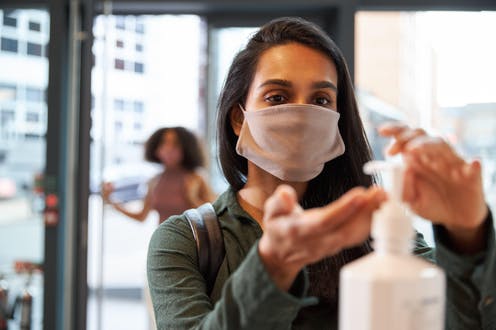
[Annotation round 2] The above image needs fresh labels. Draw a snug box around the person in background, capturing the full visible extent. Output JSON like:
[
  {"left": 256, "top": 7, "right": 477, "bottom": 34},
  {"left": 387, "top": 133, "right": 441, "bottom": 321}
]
[
  {"left": 147, "top": 17, "right": 495, "bottom": 330},
  {"left": 102, "top": 126, "right": 216, "bottom": 330},
  {"left": 102, "top": 126, "right": 216, "bottom": 223}
]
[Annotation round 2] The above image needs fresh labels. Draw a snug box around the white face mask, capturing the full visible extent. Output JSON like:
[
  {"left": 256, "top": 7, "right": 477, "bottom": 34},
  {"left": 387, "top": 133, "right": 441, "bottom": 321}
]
[{"left": 235, "top": 103, "right": 345, "bottom": 182}]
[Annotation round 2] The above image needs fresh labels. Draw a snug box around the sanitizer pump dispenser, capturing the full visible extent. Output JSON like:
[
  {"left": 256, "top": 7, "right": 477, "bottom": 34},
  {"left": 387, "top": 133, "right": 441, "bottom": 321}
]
[{"left": 339, "top": 160, "right": 446, "bottom": 330}]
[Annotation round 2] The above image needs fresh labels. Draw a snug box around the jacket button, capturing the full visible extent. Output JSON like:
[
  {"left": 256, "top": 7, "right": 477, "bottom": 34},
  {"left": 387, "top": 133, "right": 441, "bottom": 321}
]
[{"left": 483, "top": 296, "right": 494, "bottom": 306}]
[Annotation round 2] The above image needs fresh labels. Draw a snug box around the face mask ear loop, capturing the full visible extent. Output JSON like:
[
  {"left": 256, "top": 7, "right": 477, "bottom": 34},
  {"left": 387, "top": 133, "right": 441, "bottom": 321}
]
[{"left": 237, "top": 103, "right": 248, "bottom": 121}]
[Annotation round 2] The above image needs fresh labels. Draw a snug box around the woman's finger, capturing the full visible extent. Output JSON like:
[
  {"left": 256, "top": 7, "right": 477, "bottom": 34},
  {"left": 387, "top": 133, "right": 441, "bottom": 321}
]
[
  {"left": 377, "top": 122, "right": 410, "bottom": 137},
  {"left": 386, "top": 128, "right": 427, "bottom": 155},
  {"left": 302, "top": 186, "right": 386, "bottom": 235},
  {"left": 405, "top": 136, "right": 464, "bottom": 166},
  {"left": 263, "top": 184, "right": 300, "bottom": 222}
]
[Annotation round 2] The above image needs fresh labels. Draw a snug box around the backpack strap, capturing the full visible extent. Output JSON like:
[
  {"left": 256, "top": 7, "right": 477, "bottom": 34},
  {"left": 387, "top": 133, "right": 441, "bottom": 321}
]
[{"left": 185, "top": 203, "right": 225, "bottom": 294}]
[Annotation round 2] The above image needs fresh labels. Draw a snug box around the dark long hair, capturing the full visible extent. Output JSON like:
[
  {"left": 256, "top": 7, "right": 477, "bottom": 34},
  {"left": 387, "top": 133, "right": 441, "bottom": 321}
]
[
  {"left": 144, "top": 126, "right": 205, "bottom": 171},
  {"left": 217, "top": 17, "right": 374, "bottom": 209}
]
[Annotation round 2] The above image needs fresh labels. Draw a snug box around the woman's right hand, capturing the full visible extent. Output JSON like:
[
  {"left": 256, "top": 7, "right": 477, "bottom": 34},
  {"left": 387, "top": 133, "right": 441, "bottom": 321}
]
[
  {"left": 101, "top": 182, "right": 114, "bottom": 204},
  {"left": 258, "top": 184, "right": 386, "bottom": 291}
]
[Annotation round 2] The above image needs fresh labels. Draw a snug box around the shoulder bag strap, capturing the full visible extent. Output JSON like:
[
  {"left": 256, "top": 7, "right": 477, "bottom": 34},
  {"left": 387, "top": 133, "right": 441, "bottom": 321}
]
[{"left": 185, "top": 203, "right": 225, "bottom": 294}]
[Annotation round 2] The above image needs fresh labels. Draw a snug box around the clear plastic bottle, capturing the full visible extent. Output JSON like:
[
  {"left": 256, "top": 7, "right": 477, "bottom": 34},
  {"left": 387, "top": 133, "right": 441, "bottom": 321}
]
[{"left": 339, "top": 160, "right": 446, "bottom": 330}]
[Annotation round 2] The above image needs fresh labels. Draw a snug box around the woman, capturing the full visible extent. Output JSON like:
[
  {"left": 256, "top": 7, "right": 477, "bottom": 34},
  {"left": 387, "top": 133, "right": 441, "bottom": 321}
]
[
  {"left": 103, "top": 126, "right": 216, "bottom": 223},
  {"left": 147, "top": 18, "right": 495, "bottom": 329}
]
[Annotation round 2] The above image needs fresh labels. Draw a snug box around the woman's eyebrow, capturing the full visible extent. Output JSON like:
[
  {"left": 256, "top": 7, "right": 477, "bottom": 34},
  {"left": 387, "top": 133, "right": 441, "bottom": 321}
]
[
  {"left": 258, "top": 79, "right": 337, "bottom": 92},
  {"left": 312, "top": 81, "right": 338, "bottom": 91},
  {"left": 258, "top": 79, "right": 292, "bottom": 89}
]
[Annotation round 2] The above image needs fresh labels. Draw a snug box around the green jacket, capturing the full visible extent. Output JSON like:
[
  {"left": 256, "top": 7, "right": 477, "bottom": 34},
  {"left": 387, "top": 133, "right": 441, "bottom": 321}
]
[{"left": 147, "top": 188, "right": 496, "bottom": 329}]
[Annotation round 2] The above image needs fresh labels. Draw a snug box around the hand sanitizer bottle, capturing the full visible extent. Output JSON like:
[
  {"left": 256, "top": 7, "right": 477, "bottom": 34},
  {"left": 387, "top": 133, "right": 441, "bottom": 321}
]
[{"left": 339, "top": 160, "right": 446, "bottom": 330}]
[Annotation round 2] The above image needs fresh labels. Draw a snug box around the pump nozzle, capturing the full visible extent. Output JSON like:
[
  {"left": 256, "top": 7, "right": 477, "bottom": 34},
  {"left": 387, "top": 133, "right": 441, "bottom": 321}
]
[
  {"left": 364, "top": 160, "right": 413, "bottom": 252},
  {"left": 364, "top": 160, "right": 404, "bottom": 202}
]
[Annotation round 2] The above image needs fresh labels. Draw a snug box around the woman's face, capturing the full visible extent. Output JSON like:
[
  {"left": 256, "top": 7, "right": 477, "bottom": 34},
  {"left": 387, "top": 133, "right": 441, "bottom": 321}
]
[
  {"left": 244, "top": 42, "right": 338, "bottom": 114},
  {"left": 155, "top": 130, "right": 183, "bottom": 168}
]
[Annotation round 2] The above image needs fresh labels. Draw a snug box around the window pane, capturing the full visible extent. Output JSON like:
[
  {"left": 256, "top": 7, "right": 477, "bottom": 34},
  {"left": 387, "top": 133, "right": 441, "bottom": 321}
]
[
  {"left": 26, "top": 87, "right": 43, "bottom": 102},
  {"left": 27, "top": 42, "right": 43, "bottom": 57},
  {"left": 0, "top": 83, "right": 16, "bottom": 101},
  {"left": 88, "top": 14, "right": 205, "bottom": 330},
  {"left": 208, "top": 27, "right": 258, "bottom": 192},
  {"left": 135, "top": 22, "right": 144, "bottom": 34},
  {"left": 116, "top": 40, "right": 124, "bottom": 48},
  {"left": 29, "top": 21, "right": 41, "bottom": 32},
  {"left": 133, "top": 101, "right": 143, "bottom": 113},
  {"left": 134, "top": 62, "right": 144, "bottom": 73},
  {"left": 1, "top": 37, "right": 18, "bottom": 53},
  {"left": 115, "top": 16, "right": 125, "bottom": 30},
  {"left": 113, "top": 98, "right": 125, "bottom": 110},
  {"left": 3, "top": 13, "right": 17, "bottom": 27},
  {"left": 114, "top": 58, "right": 124, "bottom": 70},
  {"left": 26, "top": 112, "right": 40, "bottom": 122},
  {"left": 355, "top": 11, "right": 496, "bottom": 240},
  {"left": 0, "top": 9, "right": 49, "bottom": 330}
]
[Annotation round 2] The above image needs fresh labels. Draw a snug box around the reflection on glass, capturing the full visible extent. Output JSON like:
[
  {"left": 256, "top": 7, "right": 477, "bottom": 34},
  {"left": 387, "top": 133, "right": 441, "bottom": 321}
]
[
  {"left": 0, "top": 9, "right": 49, "bottom": 330},
  {"left": 355, "top": 11, "right": 496, "bottom": 239},
  {"left": 87, "top": 15, "right": 205, "bottom": 330}
]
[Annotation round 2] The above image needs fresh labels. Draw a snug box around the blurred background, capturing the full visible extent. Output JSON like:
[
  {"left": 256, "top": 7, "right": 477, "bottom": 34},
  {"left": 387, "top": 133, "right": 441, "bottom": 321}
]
[{"left": 0, "top": 1, "right": 495, "bottom": 329}]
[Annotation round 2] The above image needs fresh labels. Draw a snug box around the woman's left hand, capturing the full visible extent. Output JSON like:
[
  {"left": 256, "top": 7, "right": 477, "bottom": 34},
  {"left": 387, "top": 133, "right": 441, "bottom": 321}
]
[{"left": 379, "top": 123, "right": 488, "bottom": 253}]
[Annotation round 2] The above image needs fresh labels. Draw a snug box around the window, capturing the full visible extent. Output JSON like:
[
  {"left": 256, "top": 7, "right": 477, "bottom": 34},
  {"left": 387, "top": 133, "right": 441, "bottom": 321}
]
[
  {"left": 29, "top": 21, "right": 41, "bottom": 32},
  {"left": 27, "top": 42, "right": 43, "bottom": 56},
  {"left": 0, "top": 84, "right": 16, "bottom": 101},
  {"left": 133, "top": 122, "right": 142, "bottom": 130},
  {"left": 115, "top": 16, "right": 125, "bottom": 30},
  {"left": 3, "top": 14, "right": 16, "bottom": 27},
  {"left": 134, "top": 62, "right": 144, "bottom": 74},
  {"left": 26, "top": 112, "right": 40, "bottom": 122},
  {"left": 135, "top": 43, "right": 143, "bottom": 52},
  {"left": 114, "top": 58, "right": 125, "bottom": 70},
  {"left": 355, "top": 11, "right": 496, "bottom": 241},
  {"left": 135, "top": 22, "right": 144, "bottom": 34},
  {"left": 114, "top": 121, "right": 123, "bottom": 131},
  {"left": 26, "top": 87, "right": 44, "bottom": 102},
  {"left": 116, "top": 40, "right": 124, "bottom": 48},
  {"left": 1, "top": 37, "right": 18, "bottom": 53},
  {"left": 133, "top": 101, "right": 144, "bottom": 113},
  {"left": 113, "top": 99, "right": 125, "bottom": 110},
  {"left": 1, "top": 110, "right": 15, "bottom": 125}
]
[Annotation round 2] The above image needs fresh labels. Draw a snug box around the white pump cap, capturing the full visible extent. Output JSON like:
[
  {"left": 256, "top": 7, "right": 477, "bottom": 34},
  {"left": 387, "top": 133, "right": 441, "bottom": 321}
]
[{"left": 364, "top": 160, "right": 414, "bottom": 252}]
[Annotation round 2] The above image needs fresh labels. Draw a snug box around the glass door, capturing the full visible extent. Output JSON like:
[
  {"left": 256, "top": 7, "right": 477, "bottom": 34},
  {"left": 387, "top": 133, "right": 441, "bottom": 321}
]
[
  {"left": 0, "top": 8, "right": 49, "bottom": 330},
  {"left": 87, "top": 14, "right": 207, "bottom": 330}
]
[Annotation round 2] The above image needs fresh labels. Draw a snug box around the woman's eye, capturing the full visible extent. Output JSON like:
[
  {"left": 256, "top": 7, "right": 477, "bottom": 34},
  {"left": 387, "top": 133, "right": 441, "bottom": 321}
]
[
  {"left": 265, "top": 94, "right": 287, "bottom": 104},
  {"left": 314, "top": 96, "right": 331, "bottom": 106}
]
